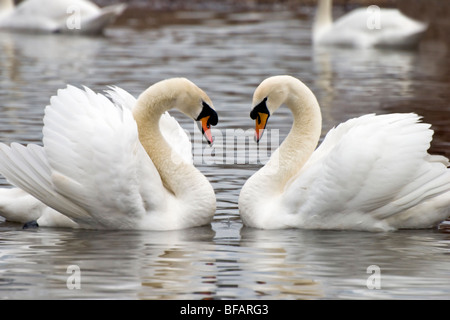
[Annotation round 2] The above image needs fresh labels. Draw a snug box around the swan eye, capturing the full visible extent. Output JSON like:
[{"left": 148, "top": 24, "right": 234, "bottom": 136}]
[
  {"left": 196, "top": 102, "right": 218, "bottom": 145},
  {"left": 251, "top": 98, "right": 270, "bottom": 143},
  {"left": 250, "top": 97, "right": 270, "bottom": 120},
  {"left": 196, "top": 102, "right": 218, "bottom": 126}
]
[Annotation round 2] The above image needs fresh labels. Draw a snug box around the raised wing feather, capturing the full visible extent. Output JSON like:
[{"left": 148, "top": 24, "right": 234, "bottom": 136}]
[
  {"left": 106, "top": 86, "right": 193, "bottom": 164},
  {"left": 283, "top": 113, "right": 450, "bottom": 229},
  {"left": 0, "top": 86, "right": 167, "bottom": 229}
]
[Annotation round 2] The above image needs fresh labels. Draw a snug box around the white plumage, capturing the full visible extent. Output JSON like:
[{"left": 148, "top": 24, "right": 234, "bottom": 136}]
[
  {"left": 0, "top": 79, "right": 217, "bottom": 230},
  {"left": 239, "top": 76, "right": 450, "bottom": 231},
  {"left": 313, "top": 0, "right": 428, "bottom": 49},
  {"left": 0, "top": 0, "right": 126, "bottom": 34}
]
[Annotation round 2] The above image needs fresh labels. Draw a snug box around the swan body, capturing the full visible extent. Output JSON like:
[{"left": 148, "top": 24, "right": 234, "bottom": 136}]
[
  {"left": 0, "top": 78, "right": 218, "bottom": 230},
  {"left": 313, "top": 0, "right": 428, "bottom": 48},
  {"left": 239, "top": 75, "right": 450, "bottom": 231},
  {"left": 0, "top": 0, "right": 126, "bottom": 34}
]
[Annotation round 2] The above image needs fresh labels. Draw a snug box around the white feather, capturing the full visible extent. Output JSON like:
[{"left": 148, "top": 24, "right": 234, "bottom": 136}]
[
  {"left": 106, "top": 86, "right": 193, "bottom": 165},
  {"left": 284, "top": 113, "right": 450, "bottom": 230},
  {"left": 239, "top": 76, "right": 450, "bottom": 232},
  {"left": 0, "top": 0, "right": 126, "bottom": 34},
  {"left": 313, "top": 0, "right": 428, "bottom": 48},
  {"left": 0, "top": 84, "right": 205, "bottom": 230}
]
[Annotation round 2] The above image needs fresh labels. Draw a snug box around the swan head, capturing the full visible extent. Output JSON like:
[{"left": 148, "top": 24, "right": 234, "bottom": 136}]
[
  {"left": 195, "top": 101, "right": 218, "bottom": 145},
  {"left": 168, "top": 78, "right": 218, "bottom": 145},
  {"left": 137, "top": 78, "right": 218, "bottom": 145},
  {"left": 250, "top": 75, "right": 293, "bottom": 142}
]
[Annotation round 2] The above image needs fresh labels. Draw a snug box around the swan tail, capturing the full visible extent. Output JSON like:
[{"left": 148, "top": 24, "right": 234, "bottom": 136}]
[
  {"left": 77, "top": 3, "right": 126, "bottom": 34},
  {"left": 100, "top": 3, "right": 127, "bottom": 16},
  {"left": 0, "top": 187, "right": 77, "bottom": 228},
  {"left": 0, "top": 188, "right": 44, "bottom": 224},
  {"left": 0, "top": 143, "right": 89, "bottom": 223},
  {"left": 387, "top": 191, "right": 450, "bottom": 229},
  {"left": 381, "top": 162, "right": 450, "bottom": 228}
]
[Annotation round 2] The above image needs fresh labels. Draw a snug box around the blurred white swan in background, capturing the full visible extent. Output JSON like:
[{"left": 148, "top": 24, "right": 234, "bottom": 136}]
[
  {"left": 0, "top": 78, "right": 218, "bottom": 230},
  {"left": 0, "top": 0, "right": 126, "bottom": 34},
  {"left": 313, "top": 0, "right": 428, "bottom": 48},
  {"left": 239, "top": 75, "right": 450, "bottom": 231}
]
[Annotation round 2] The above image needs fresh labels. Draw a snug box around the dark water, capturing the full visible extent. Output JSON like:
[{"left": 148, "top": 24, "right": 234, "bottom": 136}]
[{"left": 0, "top": 10, "right": 449, "bottom": 299}]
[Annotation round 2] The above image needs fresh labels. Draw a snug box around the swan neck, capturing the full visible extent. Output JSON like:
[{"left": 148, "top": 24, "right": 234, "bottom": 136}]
[
  {"left": 313, "top": 0, "right": 333, "bottom": 42},
  {"left": 132, "top": 92, "right": 204, "bottom": 199},
  {"left": 263, "top": 81, "right": 322, "bottom": 193}
]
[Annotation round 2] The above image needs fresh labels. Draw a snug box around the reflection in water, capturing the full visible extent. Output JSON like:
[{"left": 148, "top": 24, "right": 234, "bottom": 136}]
[
  {"left": 0, "top": 32, "right": 102, "bottom": 86},
  {"left": 0, "top": 31, "right": 104, "bottom": 145},
  {"left": 240, "top": 228, "right": 450, "bottom": 299},
  {"left": 312, "top": 46, "right": 418, "bottom": 136},
  {"left": 312, "top": 44, "right": 450, "bottom": 157},
  {"left": 0, "top": 9, "right": 449, "bottom": 299},
  {"left": 1, "top": 222, "right": 449, "bottom": 299}
]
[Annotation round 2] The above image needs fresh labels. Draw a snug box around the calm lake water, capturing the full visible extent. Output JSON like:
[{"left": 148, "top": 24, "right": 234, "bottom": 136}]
[{"left": 0, "top": 8, "right": 449, "bottom": 300}]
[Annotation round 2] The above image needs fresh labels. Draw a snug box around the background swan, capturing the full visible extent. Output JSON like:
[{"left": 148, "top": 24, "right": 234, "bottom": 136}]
[
  {"left": 239, "top": 75, "right": 450, "bottom": 231},
  {"left": 0, "top": 0, "right": 126, "bottom": 34},
  {"left": 0, "top": 78, "right": 218, "bottom": 230},
  {"left": 313, "top": 0, "right": 428, "bottom": 48}
]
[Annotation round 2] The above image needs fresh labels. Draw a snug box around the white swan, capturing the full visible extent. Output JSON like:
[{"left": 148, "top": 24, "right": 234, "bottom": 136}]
[
  {"left": 0, "top": 78, "right": 218, "bottom": 230},
  {"left": 239, "top": 75, "right": 450, "bottom": 231},
  {"left": 313, "top": 0, "right": 428, "bottom": 48},
  {"left": 0, "top": 0, "right": 126, "bottom": 35}
]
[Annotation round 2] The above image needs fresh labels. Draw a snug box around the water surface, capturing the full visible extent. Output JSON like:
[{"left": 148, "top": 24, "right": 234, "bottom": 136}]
[{"left": 0, "top": 10, "right": 449, "bottom": 300}]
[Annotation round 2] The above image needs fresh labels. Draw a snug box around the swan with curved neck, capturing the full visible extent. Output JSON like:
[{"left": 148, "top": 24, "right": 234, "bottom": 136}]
[
  {"left": 133, "top": 78, "right": 217, "bottom": 200},
  {"left": 239, "top": 75, "right": 450, "bottom": 231},
  {"left": 0, "top": 78, "right": 218, "bottom": 230},
  {"left": 313, "top": 0, "right": 428, "bottom": 48}
]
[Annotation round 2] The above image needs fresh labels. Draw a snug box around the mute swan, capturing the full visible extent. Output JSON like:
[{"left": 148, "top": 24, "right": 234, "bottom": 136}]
[
  {"left": 313, "top": 0, "right": 428, "bottom": 48},
  {"left": 0, "top": 78, "right": 218, "bottom": 230},
  {"left": 0, "top": 0, "right": 126, "bottom": 34},
  {"left": 239, "top": 75, "right": 450, "bottom": 231}
]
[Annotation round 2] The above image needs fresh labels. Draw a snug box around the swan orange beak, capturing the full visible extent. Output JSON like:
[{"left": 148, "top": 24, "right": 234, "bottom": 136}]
[
  {"left": 250, "top": 97, "right": 270, "bottom": 143},
  {"left": 254, "top": 112, "right": 269, "bottom": 143},
  {"left": 196, "top": 101, "right": 218, "bottom": 145},
  {"left": 200, "top": 115, "right": 214, "bottom": 145}
]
